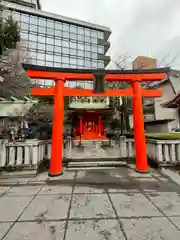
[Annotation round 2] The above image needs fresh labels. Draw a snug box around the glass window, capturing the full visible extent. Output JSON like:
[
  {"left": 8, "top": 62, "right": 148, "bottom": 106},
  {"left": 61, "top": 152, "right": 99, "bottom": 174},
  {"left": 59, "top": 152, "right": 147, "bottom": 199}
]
[
  {"left": 30, "top": 24, "right": 38, "bottom": 32},
  {"left": 29, "top": 51, "right": 37, "bottom": 59},
  {"left": 54, "top": 62, "right": 61, "bottom": 67},
  {"left": 85, "top": 51, "right": 91, "bottom": 58},
  {"left": 54, "top": 46, "right": 61, "bottom": 53},
  {"left": 70, "top": 65, "right": 76, "bottom": 69},
  {"left": 78, "top": 43, "right": 84, "bottom": 50},
  {"left": 21, "top": 32, "right": 29, "bottom": 40},
  {"left": 55, "top": 39, "right": 61, "bottom": 46},
  {"left": 92, "top": 52, "right": 98, "bottom": 59},
  {"left": 63, "top": 23, "right": 69, "bottom": 31},
  {"left": 98, "top": 46, "right": 104, "bottom": 54},
  {"left": 29, "top": 41, "right": 37, "bottom": 49},
  {"left": 39, "top": 18, "right": 46, "bottom": 27},
  {"left": 91, "top": 45, "right": 97, "bottom": 53},
  {"left": 38, "top": 53, "right": 45, "bottom": 60},
  {"left": 91, "top": 30, "right": 98, "bottom": 38},
  {"left": 55, "top": 30, "right": 61, "bottom": 38},
  {"left": 38, "top": 26, "right": 46, "bottom": 34},
  {"left": 30, "top": 16, "right": 38, "bottom": 25},
  {"left": 70, "top": 41, "right": 76, "bottom": 49},
  {"left": 31, "top": 59, "right": 37, "bottom": 65},
  {"left": 85, "top": 28, "right": 90, "bottom": 36},
  {"left": 70, "top": 49, "right": 76, "bottom": 55},
  {"left": 46, "top": 54, "right": 53, "bottom": 61},
  {"left": 85, "top": 44, "right": 90, "bottom": 51},
  {"left": 98, "top": 31, "right": 104, "bottom": 39},
  {"left": 78, "top": 34, "right": 84, "bottom": 41},
  {"left": 92, "top": 61, "right": 97, "bottom": 68},
  {"left": 77, "top": 50, "right": 84, "bottom": 57},
  {"left": 54, "top": 55, "right": 61, "bottom": 62},
  {"left": 98, "top": 60, "right": 104, "bottom": 68},
  {"left": 62, "top": 48, "right": 69, "bottom": 54},
  {"left": 77, "top": 58, "right": 84, "bottom": 66},
  {"left": 78, "top": 27, "right": 84, "bottom": 35},
  {"left": 55, "top": 21, "right": 62, "bottom": 30},
  {"left": 21, "top": 14, "right": 29, "bottom": 23},
  {"left": 62, "top": 40, "right": 69, "bottom": 48},
  {"left": 38, "top": 35, "right": 46, "bottom": 43},
  {"left": 46, "top": 61, "right": 53, "bottom": 67},
  {"left": 62, "top": 63, "right": 69, "bottom": 68},
  {"left": 47, "top": 20, "right": 54, "bottom": 29},
  {"left": 91, "top": 38, "right": 97, "bottom": 44},
  {"left": 85, "top": 59, "right": 91, "bottom": 68},
  {"left": 70, "top": 58, "right": 76, "bottom": 65},
  {"left": 70, "top": 33, "right": 77, "bottom": 40},
  {"left": 70, "top": 25, "right": 77, "bottom": 33},
  {"left": 85, "top": 36, "right": 90, "bottom": 43},
  {"left": 46, "top": 37, "right": 54, "bottom": 45},
  {"left": 62, "top": 56, "right": 69, "bottom": 64},
  {"left": 38, "top": 43, "right": 45, "bottom": 51},
  {"left": 21, "top": 22, "right": 29, "bottom": 31},
  {"left": 63, "top": 31, "right": 69, "bottom": 38},
  {"left": 47, "top": 28, "right": 54, "bottom": 36},
  {"left": 46, "top": 44, "right": 54, "bottom": 52},
  {"left": 29, "top": 34, "right": 37, "bottom": 42}
]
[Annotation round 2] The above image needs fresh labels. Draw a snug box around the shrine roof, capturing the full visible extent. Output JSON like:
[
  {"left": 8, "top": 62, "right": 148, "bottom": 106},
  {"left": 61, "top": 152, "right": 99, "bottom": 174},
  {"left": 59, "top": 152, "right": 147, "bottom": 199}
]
[
  {"left": 161, "top": 92, "right": 180, "bottom": 108},
  {"left": 23, "top": 64, "right": 170, "bottom": 75},
  {"left": 0, "top": 98, "right": 38, "bottom": 117}
]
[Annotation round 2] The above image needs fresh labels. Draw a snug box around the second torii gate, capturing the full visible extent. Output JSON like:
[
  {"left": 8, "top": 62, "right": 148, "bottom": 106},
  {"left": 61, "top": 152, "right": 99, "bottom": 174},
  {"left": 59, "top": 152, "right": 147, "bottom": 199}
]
[{"left": 23, "top": 64, "right": 168, "bottom": 177}]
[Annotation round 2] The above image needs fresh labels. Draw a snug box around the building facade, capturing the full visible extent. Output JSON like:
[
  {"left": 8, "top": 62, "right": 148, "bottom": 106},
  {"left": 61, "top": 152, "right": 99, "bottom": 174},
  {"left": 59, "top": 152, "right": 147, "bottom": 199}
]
[{"left": 1, "top": 0, "right": 111, "bottom": 87}]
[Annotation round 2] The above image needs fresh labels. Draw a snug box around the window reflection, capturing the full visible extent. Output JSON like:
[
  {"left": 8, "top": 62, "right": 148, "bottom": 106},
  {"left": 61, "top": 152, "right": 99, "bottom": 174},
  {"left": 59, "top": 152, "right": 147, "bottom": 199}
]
[
  {"left": 21, "top": 14, "right": 29, "bottom": 23},
  {"left": 54, "top": 46, "right": 61, "bottom": 53},
  {"left": 38, "top": 43, "right": 45, "bottom": 51},
  {"left": 39, "top": 18, "right": 46, "bottom": 27},
  {"left": 46, "top": 37, "right": 54, "bottom": 45},
  {"left": 30, "top": 24, "right": 38, "bottom": 32},
  {"left": 38, "top": 26, "right": 46, "bottom": 34},
  {"left": 46, "top": 55, "right": 53, "bottom": 62},
  {"left": 46, "top": 44, "right": 54, "bottom": 52},
  {"left": 11, "top": 10, "right": 107, "bottom": 70},
  {"left": 38, "top": 36, "right": 46, "bottom": 43},
  {"left": 47, "top": 28, "right": 54, "bottom": 36},
  {"left": 30, "top": 16, "right": 38, "bottom": 25},
  {"left": 47, "top": 20, "right": 54, "bottom": 29},
  {"left": 63, "top": 23, "right": 69, "bottom": 31},
  {"left": 21, "top": 22, "right": 29, "bottom": 31}
]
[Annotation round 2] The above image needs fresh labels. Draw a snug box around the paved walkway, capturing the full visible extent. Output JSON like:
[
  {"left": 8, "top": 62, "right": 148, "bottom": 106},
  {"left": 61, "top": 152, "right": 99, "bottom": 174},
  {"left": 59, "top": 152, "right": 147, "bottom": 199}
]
[{"left": 1, "top": 165, "right": 180, "bottom": 239}]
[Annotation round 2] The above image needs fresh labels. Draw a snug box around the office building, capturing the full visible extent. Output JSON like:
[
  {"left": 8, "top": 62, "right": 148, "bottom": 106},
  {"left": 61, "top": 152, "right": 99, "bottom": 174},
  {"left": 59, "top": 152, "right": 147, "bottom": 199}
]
[{"left": 1, "top": 1, "right": 111, "bottom": 87}]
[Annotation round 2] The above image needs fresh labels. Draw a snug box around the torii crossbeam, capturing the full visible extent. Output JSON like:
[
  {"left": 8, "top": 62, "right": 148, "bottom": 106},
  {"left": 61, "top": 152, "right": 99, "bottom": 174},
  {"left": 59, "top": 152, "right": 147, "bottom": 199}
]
[{"left": 23, "top": 64, "right": 169, "bottom": 176}]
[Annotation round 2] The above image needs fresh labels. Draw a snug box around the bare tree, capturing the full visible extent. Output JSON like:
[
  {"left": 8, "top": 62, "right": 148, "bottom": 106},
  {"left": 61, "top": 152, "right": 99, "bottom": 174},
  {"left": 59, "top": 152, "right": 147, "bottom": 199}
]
[{"left": 0, "top": 42, "right": 33, "bottom": 98}]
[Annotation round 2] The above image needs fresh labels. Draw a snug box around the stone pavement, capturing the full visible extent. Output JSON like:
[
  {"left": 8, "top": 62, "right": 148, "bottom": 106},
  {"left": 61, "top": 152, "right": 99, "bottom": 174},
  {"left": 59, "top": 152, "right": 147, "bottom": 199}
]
[{"left": 1, "top": 165, "right": 180, "bottom": 239}]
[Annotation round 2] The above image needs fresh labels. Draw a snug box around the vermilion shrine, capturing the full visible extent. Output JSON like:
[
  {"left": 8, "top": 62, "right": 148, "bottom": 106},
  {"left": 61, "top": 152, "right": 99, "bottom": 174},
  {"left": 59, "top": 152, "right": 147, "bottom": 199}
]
[{"left": 23, "top": 64, "right": 168, "bottom": 177}]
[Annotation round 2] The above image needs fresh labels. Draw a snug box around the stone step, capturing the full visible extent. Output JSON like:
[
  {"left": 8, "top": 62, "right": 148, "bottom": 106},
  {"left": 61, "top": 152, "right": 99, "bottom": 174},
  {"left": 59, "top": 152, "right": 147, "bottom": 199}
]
[
  {"left": 65, "top": 166, "right": 125, "bottom": 171},
  {"left": 66, "top": 160, "right": 127, "bottom": 168}
]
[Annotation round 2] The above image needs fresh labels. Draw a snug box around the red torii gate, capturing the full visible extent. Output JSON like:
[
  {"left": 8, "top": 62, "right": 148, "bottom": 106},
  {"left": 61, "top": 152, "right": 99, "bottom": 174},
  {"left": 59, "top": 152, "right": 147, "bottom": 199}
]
[{"left": 23, "top": 64, "right": 168, "bottom": 177}]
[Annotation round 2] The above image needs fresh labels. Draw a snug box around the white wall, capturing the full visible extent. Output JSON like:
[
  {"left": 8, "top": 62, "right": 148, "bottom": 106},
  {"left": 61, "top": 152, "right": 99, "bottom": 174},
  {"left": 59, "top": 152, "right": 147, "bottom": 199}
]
[{"left": 154, "top": 81, "right": 179, "bottom": 131}]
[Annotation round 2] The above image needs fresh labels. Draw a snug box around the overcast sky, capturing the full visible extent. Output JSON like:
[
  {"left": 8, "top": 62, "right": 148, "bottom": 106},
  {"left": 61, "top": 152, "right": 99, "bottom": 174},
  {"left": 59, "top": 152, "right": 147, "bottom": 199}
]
[{"left": 41, "top": 0, "right": 180, "bottom": 69}]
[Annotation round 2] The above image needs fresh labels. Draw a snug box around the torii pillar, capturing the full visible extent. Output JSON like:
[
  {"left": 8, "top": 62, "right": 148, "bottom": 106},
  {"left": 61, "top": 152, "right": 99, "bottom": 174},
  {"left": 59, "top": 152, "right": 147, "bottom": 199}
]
[
  {"left": 49, "top": 78, "right": 65, "bottom": 177},
  {"left": 132, "top": 80, "right": 148, "bottom": 173}
]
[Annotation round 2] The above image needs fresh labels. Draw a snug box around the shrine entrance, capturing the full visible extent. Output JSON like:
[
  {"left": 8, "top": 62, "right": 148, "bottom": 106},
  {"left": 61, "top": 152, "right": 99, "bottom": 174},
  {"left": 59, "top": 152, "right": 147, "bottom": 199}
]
[
  {"left": 23, "top": 64, "right": 168, "bottom": 177},
  {"left": 70, "top": 109, "right": 113, "bottom": 140}
]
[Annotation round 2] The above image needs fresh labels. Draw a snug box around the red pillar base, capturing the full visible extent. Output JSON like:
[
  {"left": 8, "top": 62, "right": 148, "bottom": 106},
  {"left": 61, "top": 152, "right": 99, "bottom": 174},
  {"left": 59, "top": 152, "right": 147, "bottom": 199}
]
[
  {"left": 136, "top": 168, "right": 150, "bottom": 174},
  {"left": 48, "top": 172, "right": 63, "bottom": 177}
]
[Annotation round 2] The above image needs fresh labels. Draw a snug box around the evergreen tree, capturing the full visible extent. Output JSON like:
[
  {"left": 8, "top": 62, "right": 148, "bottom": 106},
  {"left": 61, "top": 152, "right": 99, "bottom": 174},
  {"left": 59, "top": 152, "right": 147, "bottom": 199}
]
[{"left": 0, "top": 2, "right": 20, "bottom": 55}]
